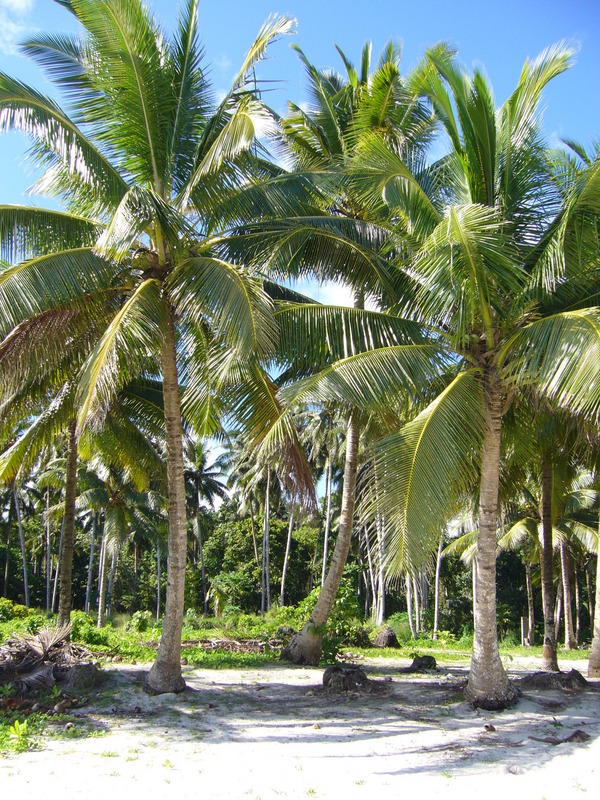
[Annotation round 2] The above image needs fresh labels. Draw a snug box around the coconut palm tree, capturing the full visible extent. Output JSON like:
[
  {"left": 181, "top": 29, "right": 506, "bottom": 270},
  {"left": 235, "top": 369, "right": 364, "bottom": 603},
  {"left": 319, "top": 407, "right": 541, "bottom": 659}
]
[
  {"left": 266, "top": 45, "right": 600, "bottom": 707},
  {"left": 0, "top": 0, "right": 297, "bottom": 693}
]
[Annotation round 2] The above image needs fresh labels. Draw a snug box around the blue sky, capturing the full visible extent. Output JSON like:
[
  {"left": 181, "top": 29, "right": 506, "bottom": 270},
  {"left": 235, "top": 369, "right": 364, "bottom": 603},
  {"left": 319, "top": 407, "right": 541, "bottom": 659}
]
[{"left": 1, "top": 0, "right": 599, "bottom": 206}]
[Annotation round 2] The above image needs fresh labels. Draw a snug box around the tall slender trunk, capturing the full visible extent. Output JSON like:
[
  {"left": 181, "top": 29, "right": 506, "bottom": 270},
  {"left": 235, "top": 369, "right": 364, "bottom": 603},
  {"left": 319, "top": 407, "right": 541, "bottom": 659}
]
[
  {"left": 52, "top": 518, "right": 64, "bottom": 613},
  {"left": 364, "top": 527, "right": 377, "bottom": 620},
  {"left": 560, "top": 542, "right": 576, "bottom": 649},
  {"left": 146, "top": 310, "right": 188, "bottom": 694},
  {"left": 321, "top": 458, "right": 333, "bottom": 586},
  {"left": 406, "top": 575, "right": 416, "bottom": 641},
  {"left": 261, "top": 468, "right": 271, "bottom": 617},
  {"left": 46, "top": 487, "right": 52, "bottom": 612},
  {"left": 540, "top": 455, "right": 559, "bottom": 670},
  {"left": 3, "top": 499, "right": 12, "bottom": 596},
  {"left": 280, "top": 508, "right": 294, "bottom": 606},
  {"left": 106, "top": 548, "right": 117, "bottom": 617},
  {"left": 376, "top": 514, "right": 385, "bottom": 624},
  {"left": 248, "top": 495, "right": 259, "bottom": 568},
  {"left": 156, "top": 544, "right": 161, "bottom": 621},
  {"left": 195, "top": 515, "right": 208, "bottom": 615},
  {"left": 525, "top": 561, "right": 534, "bottom": 646},
  {"left": 97, "top": 529, "right": 108, "bottom": 628},
  {"left": 555, "top": 572, "right": 563, "bottom": 643},
  {"left": 14, "top": 489, "right": 29, "bottom": 607},
  {"left": 589, "top": 551, "right": 600, "bottom": 677},
  {"left": 281, "top": 410, "right": 360, "bottom": 665},
  {"left": 57, "top": 419, "right": 78, "bottom": 628},
  {"left": 85, "top": 514, "right": 97, "bottom": 614},
  {"left": 433, "top": 535, "right": 443, "bottom": 640},
  {"left": 465, "top": 377, "right": 515, "bottom": 709},
  {"left": 413, "top": 575, "right": 421, "bottom": 633},
  {"left": 574, "top": 565, "right": 581, "bottom": 646},
  {"left": 586, "top": 565, "right": 594, "bottom": 634}
]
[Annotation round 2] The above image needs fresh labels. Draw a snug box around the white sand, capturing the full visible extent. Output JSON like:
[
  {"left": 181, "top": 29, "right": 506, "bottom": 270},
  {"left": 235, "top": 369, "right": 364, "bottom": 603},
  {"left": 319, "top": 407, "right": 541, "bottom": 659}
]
[{"left": 1, "top": 655, "right": 599, "bottom": 799}]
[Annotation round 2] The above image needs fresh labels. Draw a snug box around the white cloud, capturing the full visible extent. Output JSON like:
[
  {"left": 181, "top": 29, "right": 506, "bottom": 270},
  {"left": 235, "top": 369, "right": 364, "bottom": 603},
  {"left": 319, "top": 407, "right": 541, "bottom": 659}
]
[
  {"left": 0, "top": 0, "right": 35, "bottom": 55},
  {"left": 0, "top": 0, "right": 34, "bottom": 13}
]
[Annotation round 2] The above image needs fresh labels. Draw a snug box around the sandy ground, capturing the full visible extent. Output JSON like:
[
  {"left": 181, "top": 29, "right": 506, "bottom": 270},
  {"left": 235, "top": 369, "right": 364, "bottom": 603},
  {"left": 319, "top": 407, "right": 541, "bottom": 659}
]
[{"left": 1, "top": 654, "right": 599, "bottom": 799}]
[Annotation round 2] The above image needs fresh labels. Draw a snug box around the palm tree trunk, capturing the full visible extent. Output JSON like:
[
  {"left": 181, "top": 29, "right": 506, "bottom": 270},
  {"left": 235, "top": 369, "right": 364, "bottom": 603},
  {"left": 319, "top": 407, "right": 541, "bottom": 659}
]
[
  {"left": 52, "top": 518, "right": 64, "bottom": 613},
  {"left": 281, "top": 411, "right": 360, "bottom": 665},
  {"left": 589, "top": 551, "right": 600, "bottom": 677},
  {"left": 146, "top": 310, "right": 188, "bottom": 694},
  {"left": 525, "top": 561, "right": 534, "bottom": 646},
  {"left": 97, "top": 530, "right": 108, "bottom": 628},
  {"left": 13, "top": 489, "right": 29, "bottom": 608},
  {"left": 321, "top": 457, "right": 333, "bottom": 586},
  {"left": 280, "top": 508, "right": 294, "bottom": 606},
  {"left": 57, "top": 419, "right": 78, "bottom": 628},
  {"left": 560, "top": 542, "right": 577, "bottom": 649},
  {"left": 85, "top": 514, "right": 97, "bottom": 614},
  {"left": 106, "top": 548, "right": 117, "bottom": 617},
  {"left": 586, "top": 566, "right": 594, "bottom": 634},
  {"left": 413, "top": 575, "right": 421, "bottom": 633},
  {"left": 376, "top": 514, "right": 385, "bottom": 624},
  {"left": 433, "top": 535, "right": 443, "bottom": 640},
  {"left": 540, "top": 455, "right": 559, "bottom": 671},
  {"left": 407, "top": 575, "right": 417, "bottom": 641},
  {"left": 574, "top": 565, "right": 581, "bottom": 646},
  {"left": 156, "top": 543, "right": 161, "bottom": 621},
  {"left": 265, "top": 467, "right": 271, "bottom": 612},
  {"left": 465, "top": 379, "right": 515, "bottom": 709},
  {"left": 46, "top": 487, "right": 52, "bottom": 613},
  {"left": 364, "top": 528, "right": 377, "bottom": 621},
  {"left": 3, "top": 498, "right": 12, "bottom": 596},
  {"left": 249, "top": 495, "right": 259, "bottom": 568},
  {"left": 555, "top": 572, "right": 563, "bottom": 643},
  {"left": 195, "top": 515, "right": 208, "bottom": 615}
]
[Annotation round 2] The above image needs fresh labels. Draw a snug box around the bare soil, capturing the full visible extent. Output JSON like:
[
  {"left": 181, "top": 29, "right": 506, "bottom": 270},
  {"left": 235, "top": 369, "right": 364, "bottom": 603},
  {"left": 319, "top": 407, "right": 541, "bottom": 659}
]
[{"left": 1, "top": 653, "right": 599, "bottom": 799}]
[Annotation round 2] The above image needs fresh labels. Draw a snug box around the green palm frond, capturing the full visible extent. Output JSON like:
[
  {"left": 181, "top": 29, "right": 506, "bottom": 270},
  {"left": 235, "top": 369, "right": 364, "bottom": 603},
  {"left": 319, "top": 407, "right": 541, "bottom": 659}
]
[
  {"left": 77, "top": 279, "right": 165, "bottom": 429},
  {"left": 363, "top": 369, "right": 485, "bottom": 575},
  {"left": 0, "top": 206, "right": 101, "bottom": 263},
  {"left": 500, "top": 308, "right": 600, "bottom": 422},
  {"left": 0, "top": 385, "right": 75, "bottom": 483},
  {"left": 280, "top": 343, "right": 446, "bottom": 410},
  {"left": 0, "top": 248, "right": 117, "bottom": 336},
  {"left": 0, "top": 72, "right": 128, "bottom": 209},
  {"left": 168, "top": 255, "right": 276, "bottom": 355}
]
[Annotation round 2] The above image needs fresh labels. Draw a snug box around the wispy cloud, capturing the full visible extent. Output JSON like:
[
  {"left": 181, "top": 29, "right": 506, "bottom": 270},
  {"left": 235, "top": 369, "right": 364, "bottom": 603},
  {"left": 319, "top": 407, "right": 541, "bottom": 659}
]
[{"left": 0, "top": 0, "right": 35, "bottom": 56}]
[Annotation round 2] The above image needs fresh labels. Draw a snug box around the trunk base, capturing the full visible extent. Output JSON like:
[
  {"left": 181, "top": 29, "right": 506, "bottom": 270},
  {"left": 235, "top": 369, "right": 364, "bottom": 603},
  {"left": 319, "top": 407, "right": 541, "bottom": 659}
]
[
  {"left": 588, "top": 662, "right": 600, "bottom": 679},
  {"left": 464, "top": 679, "right": 520, "bottom": 711},
  {"left": 280, "top": 624, "right": 323, "bottom": 666},
  {"left": 541, "top": 640, "right": 560, "bottom": 672},
  {"left": 144, "top": 661, "right": 186, "bottom": 695}
]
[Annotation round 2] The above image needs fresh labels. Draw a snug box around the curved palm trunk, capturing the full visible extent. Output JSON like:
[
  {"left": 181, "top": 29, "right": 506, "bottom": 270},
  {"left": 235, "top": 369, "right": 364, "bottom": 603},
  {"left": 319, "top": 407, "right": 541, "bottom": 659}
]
[
  {"left": 57, "top": 419, "right": 78, "bottom": 628},
  {"left": 46, "top": 487, "right": 52, "bottom": 612},
  {"left": 589, "top": 551, "right": 600, "bottom": 677},
  {"left": 321, "top": 458, "right": 333, "bottom": 586},
  {"left": 465, "top": 380, "right": 516, "bottom": 709},
  {"left": 280, "top": 509, "right": 294, "bottom": 606},
  {"left": 146, "top": 311, "right": 187, "bottom": 694},
  {"left": 281, "top": 412, "right": 360, "bottom": 665},
  {"left": 540, "top": 456, "right": 559, "bottom": 671}
]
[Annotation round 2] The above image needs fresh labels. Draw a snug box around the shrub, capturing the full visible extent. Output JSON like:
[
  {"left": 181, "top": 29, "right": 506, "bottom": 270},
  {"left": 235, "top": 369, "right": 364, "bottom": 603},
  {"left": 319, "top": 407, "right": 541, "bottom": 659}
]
[
  {"left": 128, "top": 610, "right": 153, "bottom": 633},
  {"left": 70, "top": 611, "right": 110, "bottom": 646},
  {"left": 0, "top": 598, "right": 14, "bottom": 621}
]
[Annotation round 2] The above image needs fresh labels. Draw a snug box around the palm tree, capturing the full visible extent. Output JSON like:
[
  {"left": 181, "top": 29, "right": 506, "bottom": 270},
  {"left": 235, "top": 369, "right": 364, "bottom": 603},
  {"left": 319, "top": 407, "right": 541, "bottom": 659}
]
[
  {"left": 0, "top": 0, "right": 295, "bottom": 693},
  {"left": 268, "top": 45, "right": 600, "bottom": 707}
]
